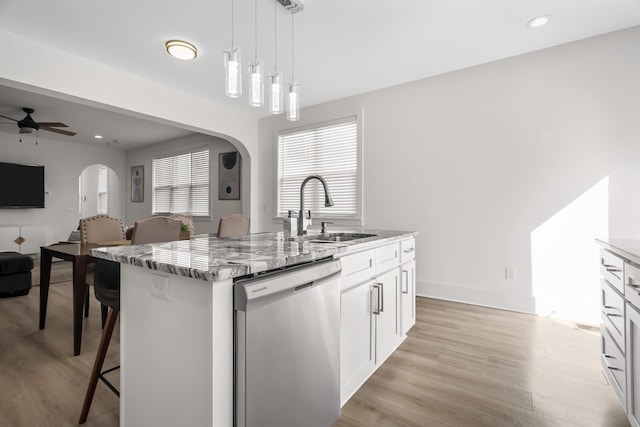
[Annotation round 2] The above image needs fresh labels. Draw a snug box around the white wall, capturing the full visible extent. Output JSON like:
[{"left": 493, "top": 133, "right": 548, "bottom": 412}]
[
  {"left": 125, "top": 133, "right": 243, "bottom": 234},
  {"left": 0, "top": 130, "right": 126, "bottom": 245},
  {"left": 258, "top": 27, "right": 640, "bottom": 323}
]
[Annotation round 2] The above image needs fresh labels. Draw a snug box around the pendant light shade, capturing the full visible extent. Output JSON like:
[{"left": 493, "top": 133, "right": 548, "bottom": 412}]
[
  {"left": 249, "top": 61, "right": 264, "bottom": 106},
  {"left": 224, "top": 48, "right": 242, "bottom": 97},
  {"left": 248, "top": 0, "right": 263, "bottom": 106},
  {"left": 287, "top": 82, "right": 300, "bottom": 121},
  {"left": 286, "top": 11, "right": 300, "bottom": 121},
  {"left": 269, "top": 72, "right": 284, "bottom": 114}
]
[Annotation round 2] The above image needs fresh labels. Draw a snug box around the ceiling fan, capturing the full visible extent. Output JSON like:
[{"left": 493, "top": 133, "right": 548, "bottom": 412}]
[{"left": 0, "top": 107, "right": 76, "bottom": 136}]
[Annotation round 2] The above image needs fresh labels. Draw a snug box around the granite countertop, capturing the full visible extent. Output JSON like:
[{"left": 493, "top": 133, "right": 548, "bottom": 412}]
[
  {"left": 596, "top": 237, "right": 640, "bottom": 266},
  {"left": 90, "top": 229, "right": 416, "bottom": 282}
]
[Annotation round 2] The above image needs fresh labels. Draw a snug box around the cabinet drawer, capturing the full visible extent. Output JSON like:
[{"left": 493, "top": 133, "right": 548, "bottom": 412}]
[
  {"left": 376, "top": 243, "right": 399, "bottom": 275},
  {"left": 601, "top": 279, "right": 625, "bottom": 352},
  {"left": 400, "top": 238, "right": 415, "bottom": 263},
  {"left": 340, "top": 249, "right": 376, "bottom": 290},
  {"left": 600, "top": 249, "right": 624, "bottom": 294},
  {"left": 601, "top": 325, "right": 627, "bottom": 411},
  {"left": 625, "top": 262, "right": 640, "bottom": 310}
]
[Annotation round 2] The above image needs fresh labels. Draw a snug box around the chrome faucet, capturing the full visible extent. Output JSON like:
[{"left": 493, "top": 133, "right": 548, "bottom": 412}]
[{"left": 298, "top": 175, "right": 334, "bottom": 236}]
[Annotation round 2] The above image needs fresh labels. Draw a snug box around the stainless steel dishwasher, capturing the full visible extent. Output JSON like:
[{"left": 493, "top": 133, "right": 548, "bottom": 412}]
[{"left": 234, "top": 258, "right": 342, "bottom": 427}]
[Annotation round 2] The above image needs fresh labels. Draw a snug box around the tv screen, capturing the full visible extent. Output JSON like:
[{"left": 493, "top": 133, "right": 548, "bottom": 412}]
[{"left": 0, "top": 162, "right": 45, "bottom": 208}]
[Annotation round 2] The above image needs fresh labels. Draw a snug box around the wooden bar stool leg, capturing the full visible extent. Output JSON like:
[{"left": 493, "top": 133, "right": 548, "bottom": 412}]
[{"left": 79, "top": 307, "right": 119, "bottom": 424}]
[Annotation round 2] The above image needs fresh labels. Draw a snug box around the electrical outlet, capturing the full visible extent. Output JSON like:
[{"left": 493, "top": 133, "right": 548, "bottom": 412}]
[
  {"left": 151, "top": 274, "right": 170, "bottom": 299},
  {"left": 505, "top": 268, "right": 516, "bottom": 280}
]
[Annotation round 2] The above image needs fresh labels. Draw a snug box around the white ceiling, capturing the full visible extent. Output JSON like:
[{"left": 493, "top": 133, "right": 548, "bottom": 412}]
[{"left": 1, "top": 0, "right": 639, "bottom": 149}]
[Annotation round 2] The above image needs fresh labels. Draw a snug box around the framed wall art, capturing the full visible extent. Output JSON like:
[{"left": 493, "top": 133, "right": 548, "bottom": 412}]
[{"left": 131, "top": 165, "right": 144, "bottom": 202}]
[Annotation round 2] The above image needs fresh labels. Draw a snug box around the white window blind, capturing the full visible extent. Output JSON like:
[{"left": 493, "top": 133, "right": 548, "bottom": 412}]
[
  {"left": 97, "top": 166, "right": 108, "bottom": 214},
  {"left": 278, "top": 118, "right": 359, "bottom": 218},
  {"left": 153, "top": 148, "right": 210, "bottom": 216}
]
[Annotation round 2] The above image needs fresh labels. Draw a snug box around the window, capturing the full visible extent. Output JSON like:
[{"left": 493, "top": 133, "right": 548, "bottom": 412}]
[
  {"left": 153, "top": 148, "right": 210, "bottom": 216},
  {"left": 97, "top": 166, "right": 108, "bottom": 214},
  {"left": 277, "top": 117, "right": 360, "bottom": 219}
]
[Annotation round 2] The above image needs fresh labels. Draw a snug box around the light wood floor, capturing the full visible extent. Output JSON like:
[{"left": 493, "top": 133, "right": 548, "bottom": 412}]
[{"left": 0, "top": 262, "right": 630, "bottom": 426}]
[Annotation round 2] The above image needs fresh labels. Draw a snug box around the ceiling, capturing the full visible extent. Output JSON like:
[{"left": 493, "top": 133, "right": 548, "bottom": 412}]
[{"left": 0, "top": 0, "right": 639, "bottom": 149}]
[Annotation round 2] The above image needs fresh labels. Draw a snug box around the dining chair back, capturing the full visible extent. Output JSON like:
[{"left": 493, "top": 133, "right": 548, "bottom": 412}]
[
  {"left": 130, "top": 216, "right": 182, "bottom": 245},
  {"left": 217, "top": 214, "right": 250, "bottom": 238},
  {"left": 79, "top": 215, "right": 126, "bottom": 244}
]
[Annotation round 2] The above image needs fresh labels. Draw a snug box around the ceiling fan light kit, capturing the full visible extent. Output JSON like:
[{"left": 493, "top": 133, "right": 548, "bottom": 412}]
[{"left": 0, "top": 107, "right": 76, "bottom": 140}]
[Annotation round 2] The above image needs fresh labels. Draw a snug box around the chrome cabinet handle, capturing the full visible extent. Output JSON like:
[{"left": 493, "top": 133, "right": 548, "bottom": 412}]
[
  {"left": 403, "top": 247, "right": 415, "bottom": 254},
  {"left": 378, "top": 282, "right": 384, "bottom": 313},
  {"left": 402, "top": 270, "right": 409, "bottom": 294},
  {"left": 372, "top": 284, "right": 381, "bottom": 315}
]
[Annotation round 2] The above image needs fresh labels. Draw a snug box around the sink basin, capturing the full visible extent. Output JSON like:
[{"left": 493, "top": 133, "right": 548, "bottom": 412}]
[{"left": 310, "top": 233, "right": 377, "bottom": 243}]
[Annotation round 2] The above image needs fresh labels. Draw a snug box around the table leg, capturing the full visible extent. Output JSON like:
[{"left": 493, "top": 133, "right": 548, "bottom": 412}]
[
  {"left": 72, "top": 258, "right": 89, "bottom": 356},
  {"left": 39, "top": 250, "right": 52, "bottom": 330}
]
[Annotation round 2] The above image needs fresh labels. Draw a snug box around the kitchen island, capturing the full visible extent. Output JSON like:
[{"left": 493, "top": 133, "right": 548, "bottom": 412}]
[{"left": 91, "top": 229, "right": 416, "bottom": 427}]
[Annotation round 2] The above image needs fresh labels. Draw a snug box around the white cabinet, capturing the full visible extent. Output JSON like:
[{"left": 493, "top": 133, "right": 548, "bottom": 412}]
[
  {"left": 339, "top": 237, "right": 414, "bottom": 405},
  {"left": 340, "top": 279, "right": 376, "bottom": 402},
  {"left": 401, "top": 259, "right": 416, "bottom": 336},
  {"left": 374, "top": 268, "right": 401, "bottom": 364},
  {"left": 627, "top": 302, "right": 640, "bottom": 427},
  {"left": 0, "top": 225, "right": 45, "bottom": 254}
]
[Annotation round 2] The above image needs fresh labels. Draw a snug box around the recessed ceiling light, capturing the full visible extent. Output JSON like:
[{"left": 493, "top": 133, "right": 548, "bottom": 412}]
[
  {"left": 94, "top": 135, "right": 103, "bottom": 139},
  {"left": 527, "top": 15, "right": 551, "bottom": 29},
  {"left": 166, "top": 40, "right": 198, "bottom": 60}
]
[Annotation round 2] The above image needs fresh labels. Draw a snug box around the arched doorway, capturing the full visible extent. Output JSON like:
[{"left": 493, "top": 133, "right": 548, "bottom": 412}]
[{"left": 79, "top": 164, "right": 120, "bottom": 218}]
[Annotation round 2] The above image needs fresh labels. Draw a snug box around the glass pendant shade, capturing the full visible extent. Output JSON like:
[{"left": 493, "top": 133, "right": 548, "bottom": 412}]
[
  {"left": 248, "top": 61, "right": 264, "bottom": 107},
  {"left": 269, "top": 72, "right": 284, "bottom": 114},
  {"left": 287, "top": 82, "right": 300, "bottom": 121},
  {"left": 224, "top": 48, "right": 242, "bottom": 98}
]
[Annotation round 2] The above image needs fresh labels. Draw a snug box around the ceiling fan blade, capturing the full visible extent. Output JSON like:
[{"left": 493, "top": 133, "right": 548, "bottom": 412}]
[
  {"left": 39, "top": 126, "right": 76, "bottom": 136},
  {"left": 0, "top": 114, "right": 18, "bottom": 122},
  {"left": 35, "top": 122, "right": 69, "bottom": 128}
]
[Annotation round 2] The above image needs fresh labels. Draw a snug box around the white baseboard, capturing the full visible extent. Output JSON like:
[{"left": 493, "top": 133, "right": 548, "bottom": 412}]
[
  {"left": 416, "top": 279, "right": 536, "bottom": 315},
  {"left": 416, "top": 280, "right": 600, "bottom": 323}
]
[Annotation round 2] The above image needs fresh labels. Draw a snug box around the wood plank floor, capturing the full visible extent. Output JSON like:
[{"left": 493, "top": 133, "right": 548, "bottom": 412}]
[{"left": 0, "top": 262, "right": 630, "bottom": 426}]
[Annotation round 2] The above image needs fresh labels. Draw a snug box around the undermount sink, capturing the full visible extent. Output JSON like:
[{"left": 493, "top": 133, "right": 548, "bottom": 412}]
[{"left": 309, "top": 233, "right": 377, "bottom": 243}]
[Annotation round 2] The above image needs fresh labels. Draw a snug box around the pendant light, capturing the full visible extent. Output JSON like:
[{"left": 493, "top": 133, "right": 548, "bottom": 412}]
[
  {"left": 269, "top": 0, "right": 284, "bottom": 114},
  {"left": 224, "top": 0, "right": 242, "bottom": 98},
  {"left": 248, "top": 0, "right": 264, "bottom": 106},
  {"left": 287, "top": 11, "right": 300, "bottom": 121}
]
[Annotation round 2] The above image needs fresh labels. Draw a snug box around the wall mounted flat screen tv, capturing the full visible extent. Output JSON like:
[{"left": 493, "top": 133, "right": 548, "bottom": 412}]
[{"left": 0, "top": 162, "right": 45, "bottom": 208}]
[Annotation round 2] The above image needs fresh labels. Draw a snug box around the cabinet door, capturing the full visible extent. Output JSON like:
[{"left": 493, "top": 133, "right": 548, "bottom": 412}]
[
  {"left": 401, "top": 260, "right": 416, "bottom": 336},
  {"left": 374, "top": 268, "right": 401, "bottom": 364},
  {"left": 0, "top": 226, "right": 20, "bottom": 252},
  {"left": 340, "top": 280, "right": 375, "bottom": 405},
  {"left": 627, "top": 303, "right": 640, "bottom": 427}
]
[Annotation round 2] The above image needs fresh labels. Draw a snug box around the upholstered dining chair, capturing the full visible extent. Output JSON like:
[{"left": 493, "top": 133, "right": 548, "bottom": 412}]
[
  {"left": 79, "top": 215, "right": 126, "bottom": 244},
  {"left": 78, "top": 217, "right": 181, "bottom": 424},
  {"left": 217, "top": 214, "right": 250, "bottom": 238},
  {"left": 79, "top": 215, "right": 126, "bottom": 320},
  {"left": 129, "top": 216, "right": 182, "bottom": 245}
]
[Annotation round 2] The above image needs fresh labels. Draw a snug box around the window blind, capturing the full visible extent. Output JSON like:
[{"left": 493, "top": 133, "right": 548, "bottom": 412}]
[
  {"left": 278, "top": 119, "right": 358, "bottom": 218},
  {"left": 153, "top": 148, "right": 210, "bottom": 216}
]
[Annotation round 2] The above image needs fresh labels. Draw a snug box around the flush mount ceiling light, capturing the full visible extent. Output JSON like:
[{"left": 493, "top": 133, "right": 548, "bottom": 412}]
[
  {"left": 166, "top": 40, "right": 198, "bottom": 60},
  {"left": 94, "top": 135, "right": 103, "bottom": 139},
  {"left": 527, "top": 15, "right": 551, "bottom": 29}
]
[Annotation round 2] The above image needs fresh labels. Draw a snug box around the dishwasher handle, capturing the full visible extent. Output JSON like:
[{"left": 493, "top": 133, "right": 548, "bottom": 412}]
[{"left": 235, "top": 259, "right": 341, "bottom": 311}]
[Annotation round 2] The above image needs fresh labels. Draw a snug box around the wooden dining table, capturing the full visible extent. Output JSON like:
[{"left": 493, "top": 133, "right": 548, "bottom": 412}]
[{"left": 39, "top": 240, "right": 130, "bottom": 356}]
